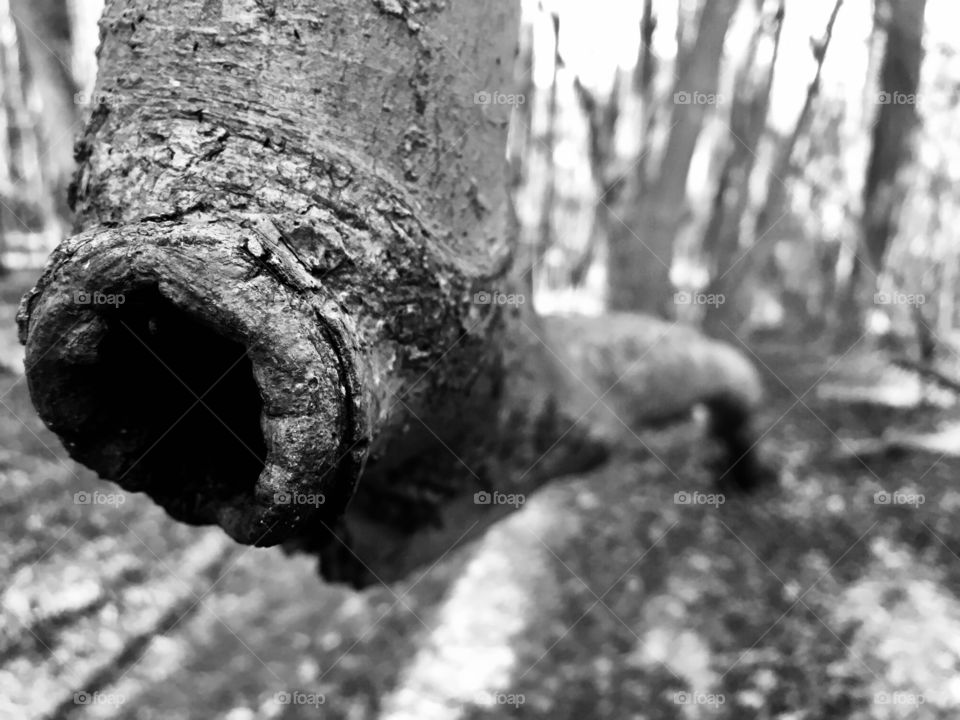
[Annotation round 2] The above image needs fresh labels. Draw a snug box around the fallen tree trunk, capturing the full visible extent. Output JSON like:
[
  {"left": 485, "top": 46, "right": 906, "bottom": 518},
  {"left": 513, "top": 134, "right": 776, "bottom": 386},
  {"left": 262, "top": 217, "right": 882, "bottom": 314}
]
[{"left": 18, "top": 0, "right": 772, "bottom": 587}]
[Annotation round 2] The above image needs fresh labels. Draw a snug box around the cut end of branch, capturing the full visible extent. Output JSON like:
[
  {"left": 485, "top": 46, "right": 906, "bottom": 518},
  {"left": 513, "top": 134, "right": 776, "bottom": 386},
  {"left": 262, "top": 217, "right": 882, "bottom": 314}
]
[{"left": 19, "top": 224, "right": 366, "bottom": 546}]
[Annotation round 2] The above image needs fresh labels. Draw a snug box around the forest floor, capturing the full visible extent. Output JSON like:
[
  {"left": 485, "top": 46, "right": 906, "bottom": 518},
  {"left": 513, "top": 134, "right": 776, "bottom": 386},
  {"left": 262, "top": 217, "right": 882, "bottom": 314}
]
[{"left": 3, "top": 267, "right": 960, "bottom": 720}]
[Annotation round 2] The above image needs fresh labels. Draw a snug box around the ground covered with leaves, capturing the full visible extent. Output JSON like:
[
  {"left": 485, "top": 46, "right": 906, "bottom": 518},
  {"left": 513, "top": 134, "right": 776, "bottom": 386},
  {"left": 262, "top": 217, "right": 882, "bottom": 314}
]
[{"left": 3, "top": 268, "right": 960, "bottom": 719}]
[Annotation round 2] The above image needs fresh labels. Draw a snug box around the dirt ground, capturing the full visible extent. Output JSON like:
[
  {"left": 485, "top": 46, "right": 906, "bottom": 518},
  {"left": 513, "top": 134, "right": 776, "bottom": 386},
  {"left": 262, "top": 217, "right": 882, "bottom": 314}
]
[{"left": 4, "top": 268, "right": 960, "bottom": 720}]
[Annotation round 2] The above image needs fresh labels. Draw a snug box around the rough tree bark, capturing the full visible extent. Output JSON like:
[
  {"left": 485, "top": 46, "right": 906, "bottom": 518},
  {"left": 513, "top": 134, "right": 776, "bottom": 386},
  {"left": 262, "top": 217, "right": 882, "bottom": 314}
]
[{"left": 18, "top": 0, "right": 772, "bottom": 588}]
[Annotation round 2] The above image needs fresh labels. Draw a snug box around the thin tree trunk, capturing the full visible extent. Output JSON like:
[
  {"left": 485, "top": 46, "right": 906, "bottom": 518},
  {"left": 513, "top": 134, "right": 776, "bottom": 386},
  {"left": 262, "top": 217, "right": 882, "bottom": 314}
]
[
  {"left": 836, "top": 0, "right": 926, "bottom": 340},
  {"left": 719, "top": 0, "right": 844, "bottom": 334},
  {"left": 861, "top": 0, "right": 927, "bottom": 271},
  {"left": 936, "top": 171, "right": 956, "bottom": 339},
  {"left": 571, "top": 73, "right": 621, "bottom": 285},
  {"left": 701, "top": 0, "right": 785, "bottom": 338},
  {"left": 534, "top": 11, "right": 560, "bottom": 286},
  {"left": 606, "top": 0, "right": 738, "bottom": 315}
]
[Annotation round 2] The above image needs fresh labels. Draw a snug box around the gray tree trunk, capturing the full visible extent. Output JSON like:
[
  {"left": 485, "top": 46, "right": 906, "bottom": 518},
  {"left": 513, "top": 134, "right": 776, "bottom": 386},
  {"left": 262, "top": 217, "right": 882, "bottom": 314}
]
[
  {"left": 839, "top": 0, "right": 926, "bottom": 339},
  {"left": 18, "top": 0, "right": 771, "bottom": 588},
  {"left": 861, "top": 0, "right": 927, "bottom": 272},
  {"left": 701, "top": 0, "right": 785, "bottom": 339},
  {"left": 718, "top": 0, "right": 843, "bottom": 336},
  {"left": 606, "top": 0, "right": 738, "bottom": 315}
]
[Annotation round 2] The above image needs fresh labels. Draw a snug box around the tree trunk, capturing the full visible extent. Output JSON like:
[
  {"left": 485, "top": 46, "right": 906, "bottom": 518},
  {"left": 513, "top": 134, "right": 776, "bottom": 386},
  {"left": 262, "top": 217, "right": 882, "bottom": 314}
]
[
  {"left": 836, "top": 0, "right": 926, "bottom": 347},
  {"left": 721, "top": 0, "right": 844, "bottom": 336},
  {"left": 570, "top": 73, "right": 621, "bottom": 286},
  {"left": 19, "top": 0, "right": 543, "bottom": 584},
  {"left": 861, "top": 0, "right": 926, "bottom": 273},
  {"left": 18, "top": 0, "right": 772, "bottom": 588},
  {"left": 534, "top": 11, "right": 560, "bottom": 285},
  {"left": 606, "top": 0, "right": 738, "bottom": 315},
  {"left": 838, "top": 0, "right": 926, "bottom": 339},
  {"left": 701, "top": 0, "right": 784, "bottom": 339},
  {"left": 0, "top": 0, "right": 78, "bottom": 268}
]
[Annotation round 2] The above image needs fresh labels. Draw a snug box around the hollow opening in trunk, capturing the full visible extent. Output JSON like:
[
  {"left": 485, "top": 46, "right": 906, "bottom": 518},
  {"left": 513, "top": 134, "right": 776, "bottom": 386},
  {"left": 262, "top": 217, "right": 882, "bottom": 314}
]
[{"left": 85, "top": 285, "right": 268, "bottom": 518}]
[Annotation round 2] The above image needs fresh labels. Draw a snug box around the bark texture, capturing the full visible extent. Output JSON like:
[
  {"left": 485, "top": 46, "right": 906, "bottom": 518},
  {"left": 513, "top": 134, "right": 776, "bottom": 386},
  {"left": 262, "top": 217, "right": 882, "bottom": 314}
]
[
  {"left": 18, "top": 0, "right": 772, "bottom": 587},
  {"left": 19, "top": 0, "right": 547, "bottom": 582}
]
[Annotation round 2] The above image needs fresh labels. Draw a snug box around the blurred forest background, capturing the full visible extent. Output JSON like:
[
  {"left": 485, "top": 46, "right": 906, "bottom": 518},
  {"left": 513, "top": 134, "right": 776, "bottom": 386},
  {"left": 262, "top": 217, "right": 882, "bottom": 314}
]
[
  {"left": 509, "top": 0, "right": 956, "bottom": 367},
  {"left": 7, "top": 1, "right": 960, "bottom": 719},
  {"left": 1, "top": 0, "right": 956, "bottom": 357}
]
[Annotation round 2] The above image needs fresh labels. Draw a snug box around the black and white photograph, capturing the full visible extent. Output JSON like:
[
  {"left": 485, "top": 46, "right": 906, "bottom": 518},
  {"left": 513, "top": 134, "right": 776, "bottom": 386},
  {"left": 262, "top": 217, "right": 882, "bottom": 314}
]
[{"left": 1, "top": 0, "right": 958, "bottom": 717}]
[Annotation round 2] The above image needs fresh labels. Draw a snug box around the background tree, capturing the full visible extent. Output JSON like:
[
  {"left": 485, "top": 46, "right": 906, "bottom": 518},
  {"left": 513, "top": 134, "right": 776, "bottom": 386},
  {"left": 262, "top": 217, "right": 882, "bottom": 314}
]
[
  {"left": 838, "top": 0, "right": 927, "bottom": 338},
  {"left": 0, "top": 0, "right": 78, "bottom": 271},
  {"left": 606, "top": 0, "right": 739, "bottom": 315},
  {"left": 701, "top": 0, "right": 785, "bottom": 339}
]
